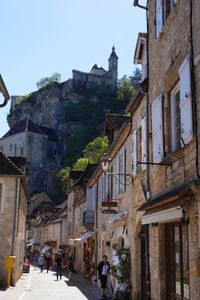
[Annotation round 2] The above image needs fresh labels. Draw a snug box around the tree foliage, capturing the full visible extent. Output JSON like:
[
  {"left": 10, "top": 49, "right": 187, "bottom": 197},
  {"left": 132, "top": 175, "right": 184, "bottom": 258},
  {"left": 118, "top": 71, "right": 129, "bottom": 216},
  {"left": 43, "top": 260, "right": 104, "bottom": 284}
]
[
  {"left": 83, "top": 136, "right": 108, "bottom": 163},
  {"left": 73, "top": 158, "right": 89, "bottom": 171},
  {"left": 111, "top": 244, "right": 131, "bottom": 294},
  {"left": 36, "top": 72, "right": 61, "bottom": 90}
]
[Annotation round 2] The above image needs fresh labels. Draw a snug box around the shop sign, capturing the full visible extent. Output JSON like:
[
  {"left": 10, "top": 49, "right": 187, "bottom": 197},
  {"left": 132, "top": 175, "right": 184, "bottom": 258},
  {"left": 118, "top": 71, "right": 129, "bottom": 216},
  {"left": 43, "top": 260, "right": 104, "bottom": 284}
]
[
  {"left": 102, "top": 201, "right": 118, "bottom": 207},
  {"left": 102, "top": 209, "right": 117, "bottom": 214}
]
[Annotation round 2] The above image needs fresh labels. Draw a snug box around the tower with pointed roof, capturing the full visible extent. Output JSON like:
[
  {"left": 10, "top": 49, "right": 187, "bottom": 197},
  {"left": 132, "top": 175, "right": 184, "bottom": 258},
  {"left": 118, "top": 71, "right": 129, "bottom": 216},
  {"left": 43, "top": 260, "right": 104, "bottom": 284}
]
[{"left": 108, "top": 46, "right": 118, "bottom": 84}]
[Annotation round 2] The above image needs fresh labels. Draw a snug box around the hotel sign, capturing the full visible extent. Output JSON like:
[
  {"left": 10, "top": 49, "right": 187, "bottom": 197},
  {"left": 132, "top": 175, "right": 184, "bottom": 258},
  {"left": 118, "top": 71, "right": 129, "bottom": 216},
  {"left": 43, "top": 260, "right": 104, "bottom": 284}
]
[{"left": 102, "top": 209, "right": 117, "bottom": 214}]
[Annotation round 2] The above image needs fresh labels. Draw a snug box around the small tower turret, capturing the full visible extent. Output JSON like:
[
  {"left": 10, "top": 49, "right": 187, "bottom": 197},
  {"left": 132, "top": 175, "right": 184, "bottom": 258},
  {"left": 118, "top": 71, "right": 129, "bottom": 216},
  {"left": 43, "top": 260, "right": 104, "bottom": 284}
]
[{"left": 108, "top": 46, "right": 118, "bottom": 85}]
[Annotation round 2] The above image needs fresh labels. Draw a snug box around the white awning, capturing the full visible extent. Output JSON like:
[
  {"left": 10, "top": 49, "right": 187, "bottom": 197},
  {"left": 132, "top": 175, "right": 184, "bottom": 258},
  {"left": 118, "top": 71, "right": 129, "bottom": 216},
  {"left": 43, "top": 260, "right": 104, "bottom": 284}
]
[
  {"left": 108, "top": 211, "right": 128, "bottom": 224},
  {"left": 69, "top": 231, "right": 94, "bottom": 243},
  {"left": 26, "top": 242, "right": 33, "bottom": 247},
  {"left": 142, "top": 207, "right": 183, "bottom": 225},
  {"left": 42, "top": 246, "right": 51, "bottom": 252}
]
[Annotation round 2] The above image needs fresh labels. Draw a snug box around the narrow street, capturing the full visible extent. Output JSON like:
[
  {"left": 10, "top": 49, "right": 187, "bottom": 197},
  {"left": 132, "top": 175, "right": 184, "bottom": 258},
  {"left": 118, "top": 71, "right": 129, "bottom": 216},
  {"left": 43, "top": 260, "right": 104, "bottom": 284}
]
[{"left": 0, "top": 266, "right": 101, "bottom": 300}]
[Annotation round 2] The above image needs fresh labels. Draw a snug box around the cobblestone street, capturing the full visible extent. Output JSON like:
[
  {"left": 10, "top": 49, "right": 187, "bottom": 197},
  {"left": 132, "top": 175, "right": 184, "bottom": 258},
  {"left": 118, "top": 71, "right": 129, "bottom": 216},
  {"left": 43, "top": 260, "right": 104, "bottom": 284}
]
[{"left": 0, "top": 267, "right": 101, "bottom": 300}]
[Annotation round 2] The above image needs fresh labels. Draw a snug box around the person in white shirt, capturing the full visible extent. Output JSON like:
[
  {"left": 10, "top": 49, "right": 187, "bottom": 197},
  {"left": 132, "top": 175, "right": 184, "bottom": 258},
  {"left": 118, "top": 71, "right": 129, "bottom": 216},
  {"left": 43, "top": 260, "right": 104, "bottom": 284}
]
[{"left": 97, "top": 255, "right": 110, "bottom": 298}]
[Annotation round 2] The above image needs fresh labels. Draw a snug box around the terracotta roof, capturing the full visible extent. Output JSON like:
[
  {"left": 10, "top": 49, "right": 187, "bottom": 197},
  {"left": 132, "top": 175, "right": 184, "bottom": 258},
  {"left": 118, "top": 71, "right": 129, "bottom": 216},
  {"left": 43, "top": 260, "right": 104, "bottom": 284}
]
[
  {"left": 104, "top": 114, "right": 131, "bottom": 135},
  {"left": 72, "top": 163, "right": 98, "bottom": 188},
  {"left": 0, "top": 151, "right": 24, "bottom": 176}
]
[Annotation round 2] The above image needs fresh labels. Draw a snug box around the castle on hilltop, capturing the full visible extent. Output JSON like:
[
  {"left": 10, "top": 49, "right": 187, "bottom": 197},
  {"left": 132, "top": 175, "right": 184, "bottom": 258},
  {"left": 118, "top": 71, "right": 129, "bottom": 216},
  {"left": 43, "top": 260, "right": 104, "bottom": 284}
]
[{"left": 72, "top": 46, "right": 118, "bottom": 86}]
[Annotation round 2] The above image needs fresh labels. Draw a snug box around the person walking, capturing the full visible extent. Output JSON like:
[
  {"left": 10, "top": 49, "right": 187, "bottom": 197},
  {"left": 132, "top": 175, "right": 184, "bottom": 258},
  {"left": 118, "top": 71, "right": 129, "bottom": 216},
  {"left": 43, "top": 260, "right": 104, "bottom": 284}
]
[
  {"left": 46, "top": 254, "right": 52, "bottom": 273},
  {"left": 55, "top": 254, "right": 62, "bottom": 280},
  {"left": 67, "top": 255, "right": 74, "bottom": 281},
  {"left": 97, "top": 255, "right": 110, "bottom": 299},
  {"left": 33, "top": 254, "right": 38, "bottom": 270},
  {"left": 38, "top": 255, "right": 44, "bottom": 272}
]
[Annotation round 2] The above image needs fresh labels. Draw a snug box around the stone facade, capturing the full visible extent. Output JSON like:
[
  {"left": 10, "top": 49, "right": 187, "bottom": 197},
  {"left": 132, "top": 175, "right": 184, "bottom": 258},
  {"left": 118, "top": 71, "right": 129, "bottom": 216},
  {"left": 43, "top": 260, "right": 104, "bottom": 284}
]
[
  {"left": 0, "top": 154, "right": 28, "bottom": 288},
  {"left": 138, "top": 1, "right": 200, "bottom": 299},
  {"left": 0, "top": 119, "right": 59, "bottom": 195},
  {"left": 72, "top": 46, "right": 118, "bottom": 87}
]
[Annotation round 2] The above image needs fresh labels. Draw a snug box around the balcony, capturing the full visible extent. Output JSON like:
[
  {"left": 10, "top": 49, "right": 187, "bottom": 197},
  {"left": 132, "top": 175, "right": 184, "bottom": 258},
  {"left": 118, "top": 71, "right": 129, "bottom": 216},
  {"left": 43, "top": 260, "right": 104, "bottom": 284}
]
[{"left": 83, "top": 210, "right": 94, "bottom": 228}]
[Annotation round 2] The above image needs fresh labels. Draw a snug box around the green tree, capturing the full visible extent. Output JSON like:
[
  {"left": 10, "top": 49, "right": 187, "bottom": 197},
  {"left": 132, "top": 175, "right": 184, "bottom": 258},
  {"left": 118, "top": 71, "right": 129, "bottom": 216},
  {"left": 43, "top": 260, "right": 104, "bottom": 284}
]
[
  {"left": 57, "top": 166, "right": 71, "bottom": 193},
  {"left": 36, "top": 72, "right": 61, "bottom": 90},
  {"left": 83, "top": 136, "right": 108, "bottom": 163},
  {"left": 73, "top": 158, "right": 89, "bottom": 171},
  {"left": 117, "top": 77, "right": 136, "bottom": 101}
]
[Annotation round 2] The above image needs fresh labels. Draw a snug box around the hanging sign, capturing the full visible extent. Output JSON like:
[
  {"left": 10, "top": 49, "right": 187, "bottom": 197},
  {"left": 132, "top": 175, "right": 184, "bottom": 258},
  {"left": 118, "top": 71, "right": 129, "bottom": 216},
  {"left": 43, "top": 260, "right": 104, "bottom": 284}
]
[
  {"left": 102, "top": 201, "right": 118, "bottom": 207},
  {"left": 102, "top": 209, "right": 117, "bottom": 214}
]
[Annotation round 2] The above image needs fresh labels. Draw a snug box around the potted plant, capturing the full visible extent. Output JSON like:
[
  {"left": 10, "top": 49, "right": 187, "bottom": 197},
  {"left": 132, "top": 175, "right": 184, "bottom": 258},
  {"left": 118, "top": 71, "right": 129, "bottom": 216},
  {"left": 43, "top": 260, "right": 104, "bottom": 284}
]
[{"left": 111, "top": 243, "right": 131, "bottom": 300}]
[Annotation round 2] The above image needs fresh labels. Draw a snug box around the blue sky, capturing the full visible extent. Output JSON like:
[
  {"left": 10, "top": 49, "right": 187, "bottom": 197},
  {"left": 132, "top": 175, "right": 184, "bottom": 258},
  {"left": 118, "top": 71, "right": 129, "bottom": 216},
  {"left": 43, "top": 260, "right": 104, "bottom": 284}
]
[{"left": 0, "top": 0, "right": 146, "bottom": 137}]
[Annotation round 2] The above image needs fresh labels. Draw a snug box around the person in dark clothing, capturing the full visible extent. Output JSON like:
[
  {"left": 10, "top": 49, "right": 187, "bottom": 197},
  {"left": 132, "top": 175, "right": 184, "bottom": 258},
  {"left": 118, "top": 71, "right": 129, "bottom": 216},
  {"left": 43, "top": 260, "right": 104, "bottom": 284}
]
[
  {"left": 97, "top": 255, "right": 110, "bottom": 298},
  {"left": 67, "top": 256, "right": 74, "bottom": 281},
  {"left": 55, "top": 254, "right": 62, "bottom": 280},
  {"left": 46, "top": 255, "right": 52, "bottom": 273}
]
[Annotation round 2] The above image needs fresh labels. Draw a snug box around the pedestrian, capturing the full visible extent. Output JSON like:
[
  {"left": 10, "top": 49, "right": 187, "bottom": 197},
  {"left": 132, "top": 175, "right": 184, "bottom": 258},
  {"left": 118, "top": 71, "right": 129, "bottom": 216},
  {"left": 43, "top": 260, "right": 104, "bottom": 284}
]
[
  {"left": 33, "top": 254, "right": 38, "bottom": 270},
  {"left": 38, "top": 255, "right": 44, "bottom": 272},
  {"left": 46, "top": 254, "right": 52, "bottom": 273},
  {"left": 55, "top": 254, "right": 62, "bottom": 280},
  {"left": 67, "top": 255, "right": 74, "bottom": 281},
  {"left": 97, "top": 255, "right": 110, "bottom": 299}
]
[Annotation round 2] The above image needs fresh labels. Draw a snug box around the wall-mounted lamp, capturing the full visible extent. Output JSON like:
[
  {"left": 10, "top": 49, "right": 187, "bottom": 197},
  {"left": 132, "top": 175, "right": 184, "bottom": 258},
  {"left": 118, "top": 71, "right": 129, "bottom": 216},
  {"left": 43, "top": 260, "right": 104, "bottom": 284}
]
[{"left": 100, "top": 154, "right": 133, "bottom": 185}]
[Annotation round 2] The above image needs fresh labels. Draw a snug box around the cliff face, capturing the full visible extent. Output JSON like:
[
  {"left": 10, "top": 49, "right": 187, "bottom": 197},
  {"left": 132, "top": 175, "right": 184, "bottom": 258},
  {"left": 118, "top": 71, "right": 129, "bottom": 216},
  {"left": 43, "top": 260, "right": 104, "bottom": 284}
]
[{"left": 7, "top": 79, "right": 129, "bottom": 167}]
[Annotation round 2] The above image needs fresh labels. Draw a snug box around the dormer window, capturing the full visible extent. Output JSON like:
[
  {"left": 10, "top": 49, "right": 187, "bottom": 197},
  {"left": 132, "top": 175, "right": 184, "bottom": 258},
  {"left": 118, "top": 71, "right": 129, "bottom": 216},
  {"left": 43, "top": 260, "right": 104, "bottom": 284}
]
[{"left": 134, "top": 33, "right": 147, "bottom": 81}]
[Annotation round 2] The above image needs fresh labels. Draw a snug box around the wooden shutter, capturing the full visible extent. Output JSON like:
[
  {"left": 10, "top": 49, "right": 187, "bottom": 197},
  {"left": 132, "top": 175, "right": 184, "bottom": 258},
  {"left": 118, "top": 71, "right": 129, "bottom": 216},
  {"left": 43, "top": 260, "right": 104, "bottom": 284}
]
[
  {"left": 156, "top": 0, "right": 163, "bottom": 37},
  {"left": 121, "top": 148, "right": 126, "bottom": 193},
  {"left": 178, "top": 56, "right": 193, "bottom": 144},
  {"left": 116, "top": 157, "right": 119, "bottom": 195},
  {"left": 141, "top": 117, "right": 147, "bottom": 171},
  {"left": 152, "top": 95, "right": 164, "bottom": 163},
  {"left": 132, "top": 130, "right": 137, "bottom": 176}
]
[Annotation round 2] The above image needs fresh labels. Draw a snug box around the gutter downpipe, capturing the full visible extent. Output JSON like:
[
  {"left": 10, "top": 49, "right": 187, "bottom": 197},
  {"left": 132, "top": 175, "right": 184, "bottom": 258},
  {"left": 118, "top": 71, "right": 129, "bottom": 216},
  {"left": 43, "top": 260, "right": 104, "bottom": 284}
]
[
  {"left": 133, "top": 2, "right": 151, "bottom": 300},
  {"left": 11, "top": 177, "right": 20, "bottom": 256},
  {"left": 189, "top": 0, "right": 200, "bottom": 179},
  {"left": 95, "top": 181, "right": 99, "bottom": 276}
]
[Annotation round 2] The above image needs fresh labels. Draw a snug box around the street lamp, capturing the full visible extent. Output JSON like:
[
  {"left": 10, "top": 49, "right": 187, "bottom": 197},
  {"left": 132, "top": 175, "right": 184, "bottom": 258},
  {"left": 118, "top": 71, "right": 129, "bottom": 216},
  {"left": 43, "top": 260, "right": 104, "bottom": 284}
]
[
  {"left": 100, "top": 153, "right": 133, "bottom": 185},
  {"left": 0, "top": 74, "right": 10, "bottom": 108}
]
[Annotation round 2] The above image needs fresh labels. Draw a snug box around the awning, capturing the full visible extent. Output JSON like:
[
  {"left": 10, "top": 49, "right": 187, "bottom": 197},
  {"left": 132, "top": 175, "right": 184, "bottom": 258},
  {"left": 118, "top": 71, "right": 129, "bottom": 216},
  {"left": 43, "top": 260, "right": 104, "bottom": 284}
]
[
  {"left": 142, "top": 207, "right": 183, "bottom": 225},
  {"left": 69, "top": 231, "right": 94, "bottom": 242},
  {"left": 41, "top": 246, "right": 51, "bottom": 252},
  {"left": 108, "top": 211, "right": 128, "bottom": 224}
]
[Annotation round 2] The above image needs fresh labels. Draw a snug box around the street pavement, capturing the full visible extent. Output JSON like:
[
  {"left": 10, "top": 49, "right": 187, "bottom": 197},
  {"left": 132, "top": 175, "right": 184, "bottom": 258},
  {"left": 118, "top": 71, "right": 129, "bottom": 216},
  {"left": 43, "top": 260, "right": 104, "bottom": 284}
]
[{"left": 0, "top": 266, "right": 102, "bottom": 300}]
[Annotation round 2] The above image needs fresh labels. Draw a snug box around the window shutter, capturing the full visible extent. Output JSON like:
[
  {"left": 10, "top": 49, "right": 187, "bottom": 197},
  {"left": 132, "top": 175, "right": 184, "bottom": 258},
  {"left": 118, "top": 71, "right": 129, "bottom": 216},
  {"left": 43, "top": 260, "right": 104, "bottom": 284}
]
[
  {"left": 141, "top": 117, "right": 147, "bottom": 170},
  {"left": 116, "top": 157, "right": 119, "bottom": 195},
  {"left": 152, "top": 95, "right": 164, "bottom": 163},
  {"left": 156, "top": 0, "right": 163, "bottom": 37},
  {"left": 178, "top": 56, "right": 193, "bottom": 144},
  {"left": 132, "top": 130, "right": 137, "bottom": 176},
  {"left": 121, "top": 148, "right": 126, "bottom": 193}
]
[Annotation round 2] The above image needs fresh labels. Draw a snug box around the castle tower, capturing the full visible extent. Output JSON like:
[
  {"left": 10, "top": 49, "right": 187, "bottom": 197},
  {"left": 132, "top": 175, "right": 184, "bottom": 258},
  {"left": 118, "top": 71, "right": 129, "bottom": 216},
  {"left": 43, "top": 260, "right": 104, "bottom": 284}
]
[{"left": 108, "top": 46, "right": 118, "bottom": 84}]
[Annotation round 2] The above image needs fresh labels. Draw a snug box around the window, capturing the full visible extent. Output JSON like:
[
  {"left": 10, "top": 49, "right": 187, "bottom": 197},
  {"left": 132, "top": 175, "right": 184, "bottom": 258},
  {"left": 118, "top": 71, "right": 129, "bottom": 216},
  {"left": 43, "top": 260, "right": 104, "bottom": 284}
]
[
  {"left": 14, "top": 144, "right": 17, "bottom": 156},
  {"left": 156, "top": 0, "right": 176, "bottom": 37},
  {"left": 132, "top": 130, "right": 137, "bottom": 176},
  {"left": 171, "top": 84, "right": 181, "bottom": 151},
  {"left": 141, "top": 117, "right": 147, "bottom": 171},
  {"left": 9, "top": 144, "right": 12, "bottom": 152},
  {"left": 0, "top": 146, "right": 3, "bottom": 152},
  {"left": 0, "top": 183, "right": 2, "bottom": 212},
  {"left": 178, "top": 56, "right": 193, "bottom": 144}
]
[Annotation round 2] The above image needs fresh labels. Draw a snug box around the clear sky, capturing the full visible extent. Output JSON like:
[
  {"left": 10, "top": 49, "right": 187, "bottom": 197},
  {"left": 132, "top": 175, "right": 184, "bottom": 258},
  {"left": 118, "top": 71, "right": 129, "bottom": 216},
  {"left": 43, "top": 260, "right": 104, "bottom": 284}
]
[{"left": 0, "top": 0, "right": 146, "bottom": 137}]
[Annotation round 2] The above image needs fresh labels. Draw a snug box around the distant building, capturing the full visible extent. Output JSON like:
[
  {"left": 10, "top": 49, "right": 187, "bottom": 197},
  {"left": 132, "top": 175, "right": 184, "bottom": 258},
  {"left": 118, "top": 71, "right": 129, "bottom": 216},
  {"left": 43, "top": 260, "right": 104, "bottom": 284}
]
[
  {"left": 72, "top": 46, "right": 118, "bottom": 87},
  {"left": 0, "top": 152, "right": 28, "bottom": 288},
  {"left": 0, "top": 118, "right": 59, "bottom": 194}
]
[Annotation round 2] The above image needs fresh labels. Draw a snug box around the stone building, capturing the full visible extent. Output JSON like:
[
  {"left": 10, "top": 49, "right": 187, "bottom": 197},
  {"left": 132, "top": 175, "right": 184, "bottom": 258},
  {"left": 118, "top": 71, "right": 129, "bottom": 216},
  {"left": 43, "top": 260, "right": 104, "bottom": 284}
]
[
  {"left": 0, "top": 152, "right": 28, "bottom": 288},
  {"left": 72, "top": 46, "right": 118, "bottom": 87},
  {"left": 133, "top": 0, "right": 200, "bottom": 299},
  {"left": 0, "top": 118, "right": 59, "bottom": 194}
]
